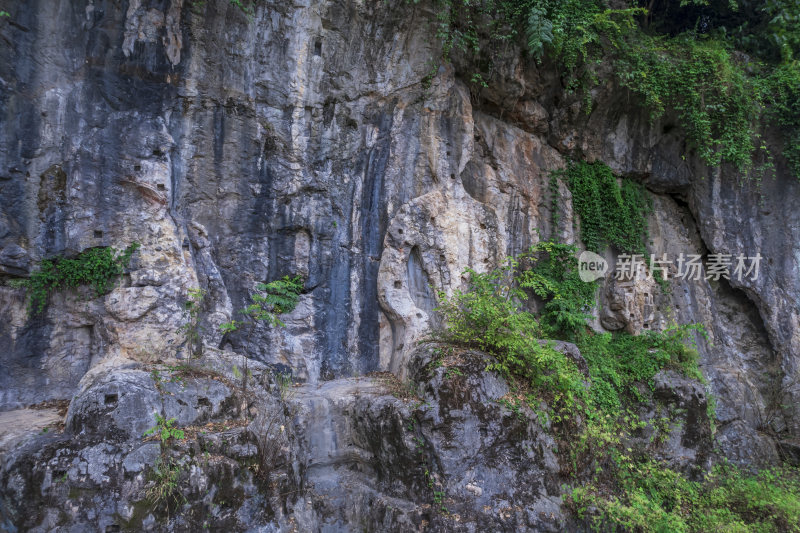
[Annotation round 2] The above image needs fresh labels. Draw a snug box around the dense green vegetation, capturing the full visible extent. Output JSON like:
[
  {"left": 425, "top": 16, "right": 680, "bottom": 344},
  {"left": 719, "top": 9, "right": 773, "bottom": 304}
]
[
  {"left": 435, "top": 239, "right": 800, "bottom": 531},
  {"left": 557, "top": 161, "right": 651, "bottom": 255},
  {"left": 435, "top": 239, "right": 700, "bottom": 414},
  {"left": 578, "top": 325, "right": 705, "bottom": 413},
  {"left": 556, "top": 160, "right": 671, "bottom": 291},
  {"left": 435, "top": 239, "right": 702, "bottom": 419},
  {"left": 421, "top": 0, "right": 800, "bottom": 179},
  {"left": 12, "top": 243, "right": 140, "bottom": 315},
  {"left": 435, "top": 244, "right": 590, "bottom": 413},
  {"left": 572, "top": 459, "right": 800, "bottom": 532}
]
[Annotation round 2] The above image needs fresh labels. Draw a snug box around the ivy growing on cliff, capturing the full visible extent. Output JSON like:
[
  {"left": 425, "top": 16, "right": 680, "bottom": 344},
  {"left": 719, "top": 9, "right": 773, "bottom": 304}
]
[
  {"left": 418, "top": 0, "right": 800, "bottom": 179},
  {"left": 13, "top": 243, "right": 140, "bottom": 315},
  {"left": 556, "top": 160, "right": 651, "bottom": 255}
]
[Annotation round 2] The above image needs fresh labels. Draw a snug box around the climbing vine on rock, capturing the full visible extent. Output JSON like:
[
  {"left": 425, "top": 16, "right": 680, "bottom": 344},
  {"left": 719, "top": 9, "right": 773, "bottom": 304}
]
[
  {"left": 418, "top": 0, "right": 800, "bottom": 179},
  {"left": 558, "top": 160, "right": 651, "bottom": 255},
  {"left": 14, "top": 243, "right": 140, "bottom": 315}
]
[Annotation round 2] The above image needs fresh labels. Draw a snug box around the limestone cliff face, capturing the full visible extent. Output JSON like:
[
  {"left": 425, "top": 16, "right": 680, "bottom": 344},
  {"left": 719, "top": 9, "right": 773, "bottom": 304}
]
[{"left": 0, "top": 0, "right": 798, "bottom": 530}]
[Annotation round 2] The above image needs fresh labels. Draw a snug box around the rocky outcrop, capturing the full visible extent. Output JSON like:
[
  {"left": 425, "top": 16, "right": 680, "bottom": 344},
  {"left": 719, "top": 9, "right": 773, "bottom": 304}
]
[
  {"left": 0, "top": 344, "right": 717, "bottom": 532},
  {"left": 0, "top": 0, "right": 798, "bottom": 529},
  {"left": 0, "top": 347, "right": 552, "bottom": 531}
]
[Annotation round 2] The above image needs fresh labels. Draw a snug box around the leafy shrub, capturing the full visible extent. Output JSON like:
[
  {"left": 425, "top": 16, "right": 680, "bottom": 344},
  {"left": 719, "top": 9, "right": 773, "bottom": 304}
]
[
  {"left": 221, "top": 275, "right": 304, "bottom": 332},
  {"left": 571, "top": 461, "right": 800, "bottom": 532},
  {"left": 16, "top": 243, "right": 140, "bottom": 315},
  {"left": 520, "top": 240, "right": 598, "bottom": 339},
  {"left": 578, "top": 324, "right": 705, "bottom": 414},
  {"left": 144, "top": 413, "right": 185, "bottom": 447},
  {"left": 435, "top": 241, "right": 705, "bottom": 417},
  {"left": 434, "top": 256, "right": 588, "bottom": 411}
]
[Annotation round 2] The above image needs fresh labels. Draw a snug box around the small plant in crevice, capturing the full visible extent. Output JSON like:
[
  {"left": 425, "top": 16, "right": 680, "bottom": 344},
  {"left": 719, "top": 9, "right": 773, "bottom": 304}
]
[
  {"left": 142, "top": 413, "right": 187, "bottom": 512},
  {"left": 144, "top": 456, "right": 185, "bottom": 510},
  {"left": 443, "top": 367, "right": 463, "bottom": 380},
  {"left": 275, "top": 370, "right": 294, "bottom": 402},
  {"left": 14, "top": 242, "right": 140, "bottom": 315},
  {"left": 144, "top": 413, "right": 185, "bottom": 451},
  {"left": 220, "top": 275, "right": 303, "bottom": 400},
  {"left": 220, "top": 274, "right": 303, "bottom": 334},
  {"left": 180, "top": 288, "right": 206, "bottom": 358},
  {"left": 243, "top": 368, "right": 298, "bottom": 490},
  {"left": 406, "top": 407, "right": 449, "bottom": 514}
]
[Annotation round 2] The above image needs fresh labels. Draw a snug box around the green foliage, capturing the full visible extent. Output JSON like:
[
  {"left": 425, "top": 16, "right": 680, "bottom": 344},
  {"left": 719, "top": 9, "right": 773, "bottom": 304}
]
[
  {"left": 420, "top": 0, "right": 800, "bottom": 179},
  {"left": 608, "top": 20, "right": 800, "bottom": 178},
  {"left": 571, "top": 461, "right": 800, "bottom": 532},
  {"left": 762, "top": 63, "right": 800, "bottom": 178},
  {"left": 145, "top": 456, "right": 185, "bottom": 509},
  {"left": 561, "top": 161, "right": 651, "bottom": 255},
  {"left": 275, "top": 371, "right": 294, "bottom": 401},
  {"left": 526, "top": 5, "right": 553, "bottom": 59},
  {"left": 257, "top": 274, "right": 304, "bottom": 315},
  {"left": 434, "top": 255, "right": 588, "bottom": 412},
  {"left": 221, "top": 275, "right": 303, "bottom": 333},
  {"left": 144, "top": 414, "right": 185, "bottom": 446},
  {"left": 432, "top": 243, "right": 788, "bottom": 532},
  {"left": 443, "top": 366, "right": 464, "bottom": 380},
  {"left": 520, "top": 240, "right": 597, "bottom": 339},
  {"left": 578, "top": 324, "right": 706, "bottom": 414},
  {"left": 435, "top": 241, "right": 705, "bottom": 419},
  {"left": 18, "top": 243, "right": 140, "bottom": 315},
  {"left": 615, "top": 33, "right": 762, "bottom": 172},
  {"left": 228, "top": 0, "right": 256, "bottom": 17}
]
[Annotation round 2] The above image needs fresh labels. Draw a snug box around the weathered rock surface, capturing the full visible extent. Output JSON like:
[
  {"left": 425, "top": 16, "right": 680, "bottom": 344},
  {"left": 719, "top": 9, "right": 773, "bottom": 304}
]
[
  {"left": 0, "top": 347, "right": 571, "bottom": 531},
  {"left": 0, "top": 0, "right": 798, "bottom": 530}
]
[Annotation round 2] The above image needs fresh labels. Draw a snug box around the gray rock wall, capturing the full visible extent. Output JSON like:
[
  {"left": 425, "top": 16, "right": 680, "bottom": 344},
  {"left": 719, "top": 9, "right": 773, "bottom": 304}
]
[{"left": 0, "top": 0, "right": 797, "bottom": 461}]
